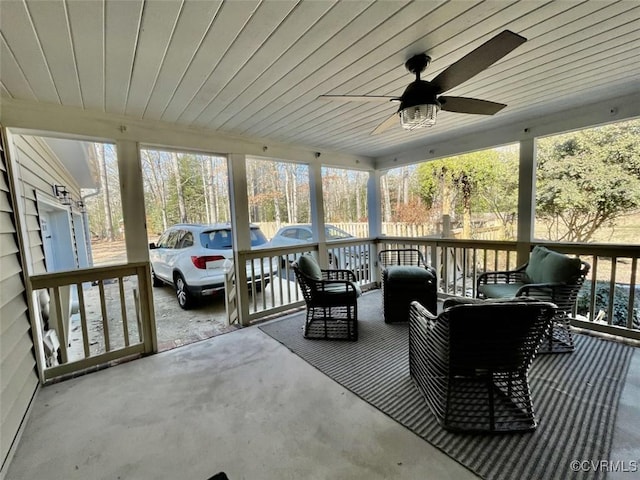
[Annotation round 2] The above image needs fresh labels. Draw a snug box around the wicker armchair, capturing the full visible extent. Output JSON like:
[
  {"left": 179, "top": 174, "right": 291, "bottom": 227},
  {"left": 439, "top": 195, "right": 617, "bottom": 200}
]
[
  {"left": 378, "top": 248, "right": 428, "bottom": 268},
  {"left": 409, "top": 298, "right": 556, "bottom": 433},
  {"left": 477, "top": 246, "right": 590, "bottom": 353},
  {"left": 377, "top": 249, "right": 437, "bottom": 322},
  {"left": 292, "top": 254, "right": 361, "bottom": 341}
]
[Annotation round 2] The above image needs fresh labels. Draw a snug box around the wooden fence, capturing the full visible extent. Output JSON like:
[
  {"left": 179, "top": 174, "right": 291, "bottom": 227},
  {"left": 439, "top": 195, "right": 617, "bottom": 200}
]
[{"left": 256, "top": 221, "right": 504, "bottom": 240}]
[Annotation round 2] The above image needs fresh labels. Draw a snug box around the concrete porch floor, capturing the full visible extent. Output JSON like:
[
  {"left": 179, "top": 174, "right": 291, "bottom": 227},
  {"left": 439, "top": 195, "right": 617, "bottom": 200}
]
[{"left": 5, "top": 293, "right": 640, "bottom": 480}]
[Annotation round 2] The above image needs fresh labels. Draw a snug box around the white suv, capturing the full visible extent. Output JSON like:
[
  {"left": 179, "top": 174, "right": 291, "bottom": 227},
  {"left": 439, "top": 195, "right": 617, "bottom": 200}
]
[{"left": 149, "top": 223, "right": 271, "bottom": 309}]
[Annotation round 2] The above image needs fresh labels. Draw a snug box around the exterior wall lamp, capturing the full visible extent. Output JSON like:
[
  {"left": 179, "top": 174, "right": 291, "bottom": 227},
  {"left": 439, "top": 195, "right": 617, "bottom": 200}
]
[{"left": 53, "top": 185, "right": 72, "bottom": 205}]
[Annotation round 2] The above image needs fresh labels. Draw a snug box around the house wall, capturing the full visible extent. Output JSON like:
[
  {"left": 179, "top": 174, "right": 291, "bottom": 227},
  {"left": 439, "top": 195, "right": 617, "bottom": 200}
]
[
  {"left": 0, "top": 134, "right": 38, "bottom": 473},
  {"left": 12, "top": 134, "right": 82, "bottom": 275},
  {"left": 1, "top": 133, "right": 86, "bottom": 473}
]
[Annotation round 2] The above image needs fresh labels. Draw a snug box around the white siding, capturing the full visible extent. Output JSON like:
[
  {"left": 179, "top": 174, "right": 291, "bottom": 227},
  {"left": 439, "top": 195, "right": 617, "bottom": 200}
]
[
  {"left": 0, "top": 133, "right": 38, "bottom": 472},
  {"left": 12, "top": 135, "right": 81, "bottom": 275}
]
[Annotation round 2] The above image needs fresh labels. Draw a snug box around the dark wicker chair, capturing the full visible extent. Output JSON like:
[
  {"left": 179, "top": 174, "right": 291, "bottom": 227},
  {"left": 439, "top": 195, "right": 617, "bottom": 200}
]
[
  {"left": 477, "top": 246, "right": 590, "bottom": 353},
  {"left": 378, "top": 249, "right": 437, "bottom": 322},
  {"left": 378, "top": 248, "right": 428, "bottom": 268},
  {"left": 409, "top": 298, "right": 556, "bottom": 433},
  {"left": 292, "top": 254, "right": 361, "bottom": 341}
]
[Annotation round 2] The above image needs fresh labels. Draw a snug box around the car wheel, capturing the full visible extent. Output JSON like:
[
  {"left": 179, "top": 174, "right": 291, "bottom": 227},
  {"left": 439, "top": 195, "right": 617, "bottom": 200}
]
[
  {"left": 174, "top": 274, "right": 193, "bottom": 310},
  {"left": 152, "top": 269, "right": 163, "bottom": 287},
  {"left": 253, "top": 278, "right": 270, "bottom": 293}
]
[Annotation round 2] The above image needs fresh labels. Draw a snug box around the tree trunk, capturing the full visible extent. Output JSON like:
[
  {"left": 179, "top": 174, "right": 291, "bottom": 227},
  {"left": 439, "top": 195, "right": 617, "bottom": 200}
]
[
  {"left": 381, "top": 175, "right": 392, "bottom": 222},
  {"left": 207, "top": 157, "right": 216, "bottom": 223},
  {"left": 98, "top": 143, "right": 114, "bottom": 241},
  {"left": 273, "top": 163, "right": 281, "bottom": 226},
  {"left": 402, "top": 166, "right": 409, "bottom": 204},
  {"left": 172, "top": 152, "right": 188, "bottom": 222},
  {"left": 200, "top": 158, "right": 211, "bottom": 224}
]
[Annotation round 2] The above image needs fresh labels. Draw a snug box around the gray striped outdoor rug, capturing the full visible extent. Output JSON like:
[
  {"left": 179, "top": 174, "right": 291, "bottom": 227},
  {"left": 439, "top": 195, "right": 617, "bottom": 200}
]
[{"left": 259, "top": 290, "right": 635, "bottom": 480}]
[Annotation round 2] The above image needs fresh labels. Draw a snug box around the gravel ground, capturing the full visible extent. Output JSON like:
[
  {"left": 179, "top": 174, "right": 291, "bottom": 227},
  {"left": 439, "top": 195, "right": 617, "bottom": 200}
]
[{"left": 68, "top": 279, "right": 239, "bottom": 360}]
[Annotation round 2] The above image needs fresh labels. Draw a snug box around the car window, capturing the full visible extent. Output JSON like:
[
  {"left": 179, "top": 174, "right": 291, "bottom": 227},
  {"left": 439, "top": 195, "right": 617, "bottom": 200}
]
[
  {"left": 165, "top": 230, "right": 181, "bottom": 249},
  {"left": 178, "top": 231, "right": 194, "bottom": 249},
  {"left": 201, "top": 230, "right": 233, "bottom": 249},
  {"left": 326, "top": 226, "right": 351, "bottom": 240},
  {"left": 250, "top": 227, "right": 268, "bottom": 246},
  {"left": 200, "top": 227, "right": 267, "bottom": 249},
  {"left": 281, "top": 228, "right": 297, "bottom": 239},
  {"left": 297, "top": 229, "right": 313, "bottom": 241},
  {"left": 156, "top": 231, "right": 169, "bottom": 248}
]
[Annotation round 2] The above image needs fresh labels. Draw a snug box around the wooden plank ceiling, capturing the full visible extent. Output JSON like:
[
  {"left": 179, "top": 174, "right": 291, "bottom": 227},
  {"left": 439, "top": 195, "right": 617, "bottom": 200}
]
[{"left": 1, "top": 0, "right": 639, "bottom": 159}]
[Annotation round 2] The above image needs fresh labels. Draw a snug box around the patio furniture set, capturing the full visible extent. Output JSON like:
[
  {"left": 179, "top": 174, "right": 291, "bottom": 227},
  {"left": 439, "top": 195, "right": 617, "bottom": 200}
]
[{"left": 291, "top": 246, "right": 590, "bottom": 433}]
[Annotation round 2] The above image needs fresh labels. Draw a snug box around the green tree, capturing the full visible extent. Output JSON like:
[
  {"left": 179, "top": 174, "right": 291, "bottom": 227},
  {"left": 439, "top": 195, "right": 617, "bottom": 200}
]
[
  {"left": 416, "top": 150, "right": 517, "bottom": 238},
  {"left": 536, "top": 120, "right": 640, "bottom": 242}
]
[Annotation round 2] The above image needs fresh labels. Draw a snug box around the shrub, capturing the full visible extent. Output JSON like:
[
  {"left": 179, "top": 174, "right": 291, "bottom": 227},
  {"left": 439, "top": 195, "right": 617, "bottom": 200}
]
[{"left": 576, "top": 281, "right": 639, "bottom": 329}]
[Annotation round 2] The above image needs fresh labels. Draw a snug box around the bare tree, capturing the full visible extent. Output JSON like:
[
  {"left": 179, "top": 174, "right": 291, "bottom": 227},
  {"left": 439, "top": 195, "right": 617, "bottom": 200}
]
[
  {"left": 381, "top": 174, "right": 392, "bottom": 222},
  {"left": 97, "top": 143, "right": 114, "bottom": 240},
  {"left": 171, "top": 152, "right": 188, "bottom": 222}
]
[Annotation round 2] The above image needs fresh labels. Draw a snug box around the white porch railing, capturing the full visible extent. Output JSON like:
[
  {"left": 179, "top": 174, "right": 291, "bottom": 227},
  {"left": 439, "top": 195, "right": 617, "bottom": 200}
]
[
  {"left": 228, "top": 239, "right": 378, "bottom": 326},
  {"left": 29, "top": 262, "right": 156, "bottom": 381},
  {"left": 230, "top": 238, "right": 639, "bottom": 341}
]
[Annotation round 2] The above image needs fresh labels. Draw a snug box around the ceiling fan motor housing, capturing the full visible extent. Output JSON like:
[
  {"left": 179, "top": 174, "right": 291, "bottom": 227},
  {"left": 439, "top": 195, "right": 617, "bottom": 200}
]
[{"left": 398, "top": 80, "right": 440, "bottom": 111}]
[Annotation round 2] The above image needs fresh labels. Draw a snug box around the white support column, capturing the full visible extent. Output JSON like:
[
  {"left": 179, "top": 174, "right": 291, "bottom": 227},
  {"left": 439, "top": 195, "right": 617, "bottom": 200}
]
[
  {"left": 227, "top": 153, "right": 251, "bottom": 326},
  {"left": 309, "top": 161, "right": 328, "bottom": 266},
  {"left": 116, "top": 140, "right": 149, "bottom": 262},
  {"left": 517, "top": 138, "right": 536, "bottom": 264},
  {"left": 116, "top": 140, "right": 157, "bottom": 352},
  {"left": 367, "top": 170, "right": 382, "bottom": 283},
  {"left": 228, "top": 154, "right": 252, "bottom": 250},
  {"left": 367, "top": 170, "right": 381, "bottom": 239}
]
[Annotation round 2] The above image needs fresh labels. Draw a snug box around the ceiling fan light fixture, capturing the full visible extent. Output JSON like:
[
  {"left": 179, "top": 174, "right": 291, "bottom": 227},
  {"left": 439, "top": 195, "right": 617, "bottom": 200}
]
[{"left": 400, "top": 103, "right": 439, "bottom": 130}]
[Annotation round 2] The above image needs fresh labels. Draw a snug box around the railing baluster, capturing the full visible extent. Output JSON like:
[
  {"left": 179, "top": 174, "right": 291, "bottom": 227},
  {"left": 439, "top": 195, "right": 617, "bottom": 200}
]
[
  {"left": 261, "top": 257, "right": 267, "bottom": 310},
  {"left": 98, "top": 280, "right": 111, "bottom": 352},
  {"left": 118, "top": 276, "right": 130, "bottom": 347},
  {"left": 51, "top": 286, "right": 69, "bottom": 364},
  {"left": 76, "top": 283, "right": 91, "bottom": 358},
  {"left": 607, "top": 257, "right": 617, "bottom": 326},
  {"left": 589, "top": 256, "right": 598, "bottom": 322},
  {"left": 628, "top": 257, "right": 637, "bottom": 330},
  {"left": 461, "top": 248, "right": 468, "bottom": 296}
]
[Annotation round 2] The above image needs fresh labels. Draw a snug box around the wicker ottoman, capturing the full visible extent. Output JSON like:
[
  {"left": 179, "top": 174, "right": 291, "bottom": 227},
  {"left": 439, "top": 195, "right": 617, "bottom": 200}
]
[{"left": 382, "top": 265, "right": 437, "bottom": 323}]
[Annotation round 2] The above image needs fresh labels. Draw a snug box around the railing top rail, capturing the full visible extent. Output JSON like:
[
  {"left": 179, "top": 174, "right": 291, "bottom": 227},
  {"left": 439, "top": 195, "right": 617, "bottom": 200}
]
[
  {"left": 378, "top": 236, "right": 518, "bottom": 250},
  {"left": 240, "top": 244, "right": 320, "bottom": 258},
  {"left": 531, "top": 242, "right": 640, "bottom": 257},
  {"left": 30, "top": 262, "right": 149, "bottom": 289}
]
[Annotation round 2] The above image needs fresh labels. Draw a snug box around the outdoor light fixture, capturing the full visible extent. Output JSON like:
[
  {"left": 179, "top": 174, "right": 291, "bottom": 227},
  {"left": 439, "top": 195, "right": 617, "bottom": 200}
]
[
  {"left": 53, "top": 185, "right": 72, "bottom": 205},
  {"left": 76, "top": 200, "right": 86, "bottom": 213},
  {"left": 399, "top": 103, "right": 439, "bottom": 129},
  {"left": 397, "top": 73, "right": 440, "bottom": 130}
]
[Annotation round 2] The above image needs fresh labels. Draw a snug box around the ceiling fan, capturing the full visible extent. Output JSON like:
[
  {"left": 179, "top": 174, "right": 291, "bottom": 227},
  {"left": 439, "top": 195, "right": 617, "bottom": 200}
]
[{"left": 319, "top": 30, "right": 526, "bottom": 134}]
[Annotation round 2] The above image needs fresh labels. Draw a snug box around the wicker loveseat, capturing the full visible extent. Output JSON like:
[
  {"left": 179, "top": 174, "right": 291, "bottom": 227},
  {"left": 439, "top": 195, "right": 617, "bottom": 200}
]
[
  {"left": 292, "top": 254, "right": 361, "bottom": 341},
  {"left": 477, "top": 246, "right": 590, "bottom": 353}
]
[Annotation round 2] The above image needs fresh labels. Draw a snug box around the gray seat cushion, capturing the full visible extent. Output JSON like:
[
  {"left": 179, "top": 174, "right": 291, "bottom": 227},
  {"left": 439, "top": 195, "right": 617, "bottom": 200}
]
[
  {"left": 386, "top": 265, "right": 433, "bottom": 282},
  {"left": 320, "top": 282, "right": 362, "bottom": 297},
  {"left": 525, "top": 246, "right": 582, "bottom": 284},
  {"left": 444, "top": 295, "right": 543, "bottom": 310},
  {"left": 297, "top": 254, "right": 322, "bottom": 280},
  {"left": 477, "top": 282, "right": 526, "bottom": 299}
]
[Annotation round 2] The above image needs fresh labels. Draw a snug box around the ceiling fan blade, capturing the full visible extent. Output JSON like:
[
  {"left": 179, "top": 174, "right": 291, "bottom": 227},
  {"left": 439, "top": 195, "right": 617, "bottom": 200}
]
[
  {"left": 318, "top": 95, "right": 399, "bottom": 103},
  {"left": 371, "top": 113, "right": 399, "bottom": 135},
  {"left": 431, "top": 30, "right": 526, "bottom": 94},
  {"left": 439, "top": 96, "right": 507, "bottom": 115}
]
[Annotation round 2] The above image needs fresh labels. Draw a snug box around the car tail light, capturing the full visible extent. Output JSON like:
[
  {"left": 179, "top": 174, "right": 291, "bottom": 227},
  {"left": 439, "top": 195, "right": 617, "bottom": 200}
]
[{"left": 191, "top": 255, "right": 225, "bottom": 269}]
